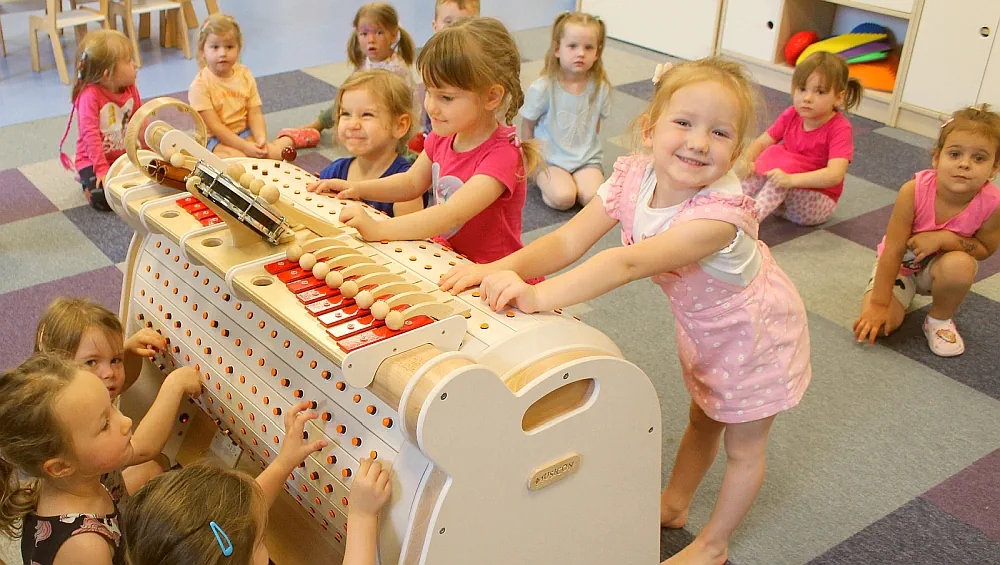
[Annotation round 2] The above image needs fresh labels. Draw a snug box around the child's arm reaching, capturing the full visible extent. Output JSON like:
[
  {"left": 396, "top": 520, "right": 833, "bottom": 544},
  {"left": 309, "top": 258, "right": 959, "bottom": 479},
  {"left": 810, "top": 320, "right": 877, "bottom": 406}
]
[
  {"left": 478, "top": 217, "right": 737, "bottom": 313},
  {"left": 123, "top": 328, "right": 166, "bottom": 392},
  {"left": 854, "top": 181, "right": 917, "bottom": 344},
  {"left": 735, "top": 132, "right": 776, "bottom": 177},
  {"left": 128, "top": 366, "right": 202, "bottom": 465},
  {"left": 306, "top": 152, "right": 434, "bottom": 202},
  {"left": 439, "top": 197, "right": 618, "bottom": 294},
  {"left": 255, "top": 401, "right": 328, "bottom": 507},
  {"left": 343, "top": 458, "right": 391, "bottom": 565},
  {"left": 339, "top": 174, "right": 504, "bottom": 242},
  {"left": 766, "top": 158, "right": 849, "bottom": 190}
]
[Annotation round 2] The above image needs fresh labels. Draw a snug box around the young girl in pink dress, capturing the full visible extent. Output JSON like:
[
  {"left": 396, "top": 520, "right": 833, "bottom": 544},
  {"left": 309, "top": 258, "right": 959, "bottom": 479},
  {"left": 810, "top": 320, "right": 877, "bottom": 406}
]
[
  {"left": 855, "top": 105, "right": 1000, "bottom": 357},
  {"left": 741, "top": 52, "right": 863, "bottom": 225},
  {"left": 440, "top": 58, "right": 812, "bottom": 565}
]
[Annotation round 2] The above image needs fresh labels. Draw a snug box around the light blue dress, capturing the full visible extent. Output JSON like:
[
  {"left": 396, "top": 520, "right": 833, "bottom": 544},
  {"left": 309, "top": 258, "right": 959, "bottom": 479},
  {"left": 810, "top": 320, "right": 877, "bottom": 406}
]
[{"left": 520, "top": 76, "right": 611, "bottom": 173}]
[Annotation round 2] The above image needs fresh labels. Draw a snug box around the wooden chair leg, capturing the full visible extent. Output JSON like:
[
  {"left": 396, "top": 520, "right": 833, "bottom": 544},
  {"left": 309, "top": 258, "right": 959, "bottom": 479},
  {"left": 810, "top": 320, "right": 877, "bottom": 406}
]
[
  {"left": 74, "top": 23, "right": 87, "bottom": 45},
  {"left": 50, "top": 28, "right": 70, "bottom": 84},
  {"left": 29, "top": 21, "right": 41, "bottom": 72},
  {"left": 139, "top": 12, "right": 150, "bottom": 39},
  {"left": 205, "top": 0, "right": 219, "bottom": 15},
  {"left": 0, "top": 14, "right": 7, "bottom": 58},
  {"left": 182, "top": 0, "right": 198, "bottom": 29},
  {"left": 176, "top": 7, "right": 191, "bottom": 59},
  {"left": 125, "top": 12, "right": 141, "bottom": 67}
]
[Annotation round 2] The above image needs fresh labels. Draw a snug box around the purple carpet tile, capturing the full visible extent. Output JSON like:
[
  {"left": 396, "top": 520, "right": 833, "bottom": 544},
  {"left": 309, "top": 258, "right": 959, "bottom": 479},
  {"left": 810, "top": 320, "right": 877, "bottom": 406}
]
[
  {"left": 879, "top": 291, "right": 1000, "bottom": 401},
  {"left": 808, "top": 498, "right": 1000, "bottom": 565},
  {"left": 825, "top": 204, "right": 893, "bottom": 251},
  {"left": 0, "top": 169, "right": 58, "bottom": 225},
  {"left": 63, "top": 204, "right": 136, "bottom": 263},
  {"left": 850, "top": 131, "right": 930, "bottom": 191},
  {"left": 293, "top": 151, "right": 334, "bottom": 177},
  {"left": 758, "top": 216, "right": 822, "bottom": 248},
  {"left": 0, "top": 266, "right": 124, "bottom": 371},
  {"left": 922, "top": 449, "right": 1000, "bottom": 542},
  {"left": 257, "top": 71, "right": 337, "bottom": 114},
  {"left": 615, "top": 78, "right": 656, "bottom": 103}
]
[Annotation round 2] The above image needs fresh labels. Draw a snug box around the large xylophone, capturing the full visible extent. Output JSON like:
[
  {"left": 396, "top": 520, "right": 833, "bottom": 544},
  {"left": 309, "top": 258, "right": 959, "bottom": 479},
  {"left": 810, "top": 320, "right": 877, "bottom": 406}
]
[{"left": 106, "top": 98, "right": 661, "bottom": 565}]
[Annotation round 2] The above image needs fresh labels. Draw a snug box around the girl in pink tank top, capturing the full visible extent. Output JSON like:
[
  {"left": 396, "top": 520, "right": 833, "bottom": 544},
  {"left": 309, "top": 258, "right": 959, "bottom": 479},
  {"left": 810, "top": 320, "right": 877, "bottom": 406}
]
[
  {"left": 439, "top": 58, "right": 812, "bottom": 565},
  {"left": 856, "top": 105, "right": 1000, "bottom": 357}
]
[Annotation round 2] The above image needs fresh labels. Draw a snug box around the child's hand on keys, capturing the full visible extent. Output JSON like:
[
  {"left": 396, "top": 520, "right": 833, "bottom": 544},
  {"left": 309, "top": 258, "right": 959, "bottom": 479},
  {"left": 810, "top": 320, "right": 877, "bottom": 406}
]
[
  {"left": 165, "top": 366, "right": 203, "bottom": 399},
  {"left": 348, "top": 458, "right": 392, "bottom": 517},
  {"left": 125, "top": 328, "right": 165, "bottom": 357},
  {"left": 438, "top": 263, "right": 499, "bottom": 294},
  {"left": 276, "top": 401, "right": 328, "bottom": 466},
  {"left": 340, "top": 204, "right": 379, "bottom": 240},
  {"left": 306, "top": 178, "right": 362, "bottom": 199},
  {"left": 480, "top": 270, "right": 539, "bottom": 313}
]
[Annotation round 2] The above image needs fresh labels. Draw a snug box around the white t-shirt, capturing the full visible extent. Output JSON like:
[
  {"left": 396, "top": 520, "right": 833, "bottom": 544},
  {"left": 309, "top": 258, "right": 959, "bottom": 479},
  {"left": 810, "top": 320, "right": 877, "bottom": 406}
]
[{"left": 596, "top": 166, "right": 761, "bottom": 286}]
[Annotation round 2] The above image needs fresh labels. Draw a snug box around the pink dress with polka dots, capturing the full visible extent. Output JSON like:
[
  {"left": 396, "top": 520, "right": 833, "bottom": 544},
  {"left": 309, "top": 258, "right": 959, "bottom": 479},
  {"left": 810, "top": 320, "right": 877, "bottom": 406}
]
[{"left": 603, "top": 155, "right": 812, "bottom": 423}]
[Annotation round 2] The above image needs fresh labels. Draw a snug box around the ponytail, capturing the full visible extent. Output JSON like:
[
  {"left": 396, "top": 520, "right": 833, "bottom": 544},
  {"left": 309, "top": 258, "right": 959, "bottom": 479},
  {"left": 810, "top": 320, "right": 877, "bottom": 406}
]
[
  {"left": 0, "top": 458, "right": 37, "bottom": 538},
  {"left": 842, "top": 77, "right": 864, "bottom": 112},
  {"left": 347, "top": 31, "right": 363, "bottom": 69},
  {"left": 395, "top": 27, "right": 415, "bottom": 66}
]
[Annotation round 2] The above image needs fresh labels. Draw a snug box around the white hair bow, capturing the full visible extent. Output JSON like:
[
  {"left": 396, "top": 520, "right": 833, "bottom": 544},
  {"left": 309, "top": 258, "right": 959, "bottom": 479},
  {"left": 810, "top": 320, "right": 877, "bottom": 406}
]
[{"left": 652, "top": 62, "right": 673, "bottom": 86}]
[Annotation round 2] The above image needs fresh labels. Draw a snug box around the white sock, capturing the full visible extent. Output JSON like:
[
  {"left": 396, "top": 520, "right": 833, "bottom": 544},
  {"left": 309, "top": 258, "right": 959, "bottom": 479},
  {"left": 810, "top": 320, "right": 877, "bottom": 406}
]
[{"left": 926, "top": 315, "right": 950, "bottom": 325}]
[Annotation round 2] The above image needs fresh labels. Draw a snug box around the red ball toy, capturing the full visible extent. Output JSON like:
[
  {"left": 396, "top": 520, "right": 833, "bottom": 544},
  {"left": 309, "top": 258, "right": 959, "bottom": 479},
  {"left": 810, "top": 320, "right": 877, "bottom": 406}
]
[
  {"left": 281, "top": 145, "right": 297, "bottom": 163},
  {"left": 785, "top": 31, "right": 819, "bottom": 66}
]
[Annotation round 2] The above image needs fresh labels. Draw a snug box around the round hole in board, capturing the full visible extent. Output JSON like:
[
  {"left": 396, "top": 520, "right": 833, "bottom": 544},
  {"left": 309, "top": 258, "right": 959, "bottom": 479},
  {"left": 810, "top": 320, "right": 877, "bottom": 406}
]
[
  {"left": 251, "top": 276, "right": 273, "bottom": 287},
  {"left": 439, "top": 528, "right": 446, "bottom": 535},
  {"left": 766, "top": 20, "right": 774, "bottom": 30},
  {"left": 562, "top": 373, "right": 569, "bottom": 380},
  {"left": 440, "top": 393, "right": 447, "bottom": 401},
  {"left": 982, "top": 27, "right": 992, "bottom": 37},
  {"left": 649, "top": 427, "right": 654, "bottom": 433},
  {"left": 123, "top": 182, "right": 137, "bottom": 189},
  {"left": 160, "top": 210, "right": 179, "bottom": 219},
  {"left": 202, "top": 238, "right": 223, "bottom": 248}
]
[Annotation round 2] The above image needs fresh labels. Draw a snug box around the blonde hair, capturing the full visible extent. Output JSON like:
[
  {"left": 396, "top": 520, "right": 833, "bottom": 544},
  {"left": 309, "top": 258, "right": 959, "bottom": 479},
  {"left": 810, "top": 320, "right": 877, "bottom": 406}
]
[
  {"left": 792, "top": 51, "right": 864, "bottom": 112},
  {"left": 935, "top": 104, "right": 1000, "bottom": 165},
  {"left": 35, "top": 297, "right": 124, "bottom": 358},
  {"left": 348, "top": 3, "right": 415, "bottom": 69},
  {"left": 541, "top": 12, "right": 611, "bottom": 106},
  {"left": 122, "top": 465, "right": 267, "bottom": 565},
  {"left": 418, "top": 17, "right": 542, "bottom": 176},
  {"left": 72, "top": 29, "right": 134, "bottom": 103},
  {"left": 0, "top": 353, "right": 81, "bottom": 537},
  {"left": 334, "top": 69, "right": 416, "bottom": 156},
  {"left": 630, "top": 57, "right": 759, "bottom": 157},
  {"left": 434, "top": 0, "right": 481, "bottom": 18},
  {"left": 196, "top": 13, "right": 243, "bottom": 68}
]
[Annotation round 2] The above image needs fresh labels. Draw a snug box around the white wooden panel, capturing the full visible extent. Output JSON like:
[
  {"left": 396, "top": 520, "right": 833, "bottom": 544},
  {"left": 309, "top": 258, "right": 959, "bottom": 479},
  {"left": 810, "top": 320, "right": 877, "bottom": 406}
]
[
  {"left": 978, "top": 33, "right": 1000, "bottom": 108},
  {"left": 720, "top": 0, "right": 784, "bottom": 62},
  {"left": 855, "top": 0, "right": 914, "bottom": 13},
  {"left": 902, "top": 0, "right": 1000, "bottom": 114},
  {"left": 584, "top": 0, "right": 721, "bottom": 61}
]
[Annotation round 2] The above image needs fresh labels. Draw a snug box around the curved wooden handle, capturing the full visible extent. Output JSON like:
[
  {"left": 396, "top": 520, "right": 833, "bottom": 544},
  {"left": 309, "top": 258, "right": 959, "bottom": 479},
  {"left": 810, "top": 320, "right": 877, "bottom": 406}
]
[{"left": 124, "top": 97, "right": 207, "bottom": 181}]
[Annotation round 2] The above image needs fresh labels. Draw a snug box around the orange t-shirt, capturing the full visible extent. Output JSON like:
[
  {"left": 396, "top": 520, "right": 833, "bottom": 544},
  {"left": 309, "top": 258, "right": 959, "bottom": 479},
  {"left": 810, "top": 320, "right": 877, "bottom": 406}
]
[{"left": 188, "top": 63, "right": 262, "bottom": 133}]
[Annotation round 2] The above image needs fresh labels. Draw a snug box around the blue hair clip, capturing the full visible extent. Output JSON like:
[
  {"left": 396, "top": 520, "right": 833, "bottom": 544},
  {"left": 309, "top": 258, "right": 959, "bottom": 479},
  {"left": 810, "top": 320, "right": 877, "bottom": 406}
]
[{"left": 210, "top": 521, "right": 233, "bottom": 557}]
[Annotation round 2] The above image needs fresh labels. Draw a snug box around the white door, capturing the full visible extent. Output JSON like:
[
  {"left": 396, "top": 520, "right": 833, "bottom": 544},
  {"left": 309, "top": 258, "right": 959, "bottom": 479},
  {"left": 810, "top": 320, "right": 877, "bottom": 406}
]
[
  {"left": 584, "top": 0, "right": 721, "bottom": 61},
  {"left": 719, "top": 0, "right": 784, "bottom": 63},
  {"left": 902, "top": 0, "right": 1000, "bottom": 114},
  {"left": 978, "top": 35, "right": 1000, "bottom": 108}
]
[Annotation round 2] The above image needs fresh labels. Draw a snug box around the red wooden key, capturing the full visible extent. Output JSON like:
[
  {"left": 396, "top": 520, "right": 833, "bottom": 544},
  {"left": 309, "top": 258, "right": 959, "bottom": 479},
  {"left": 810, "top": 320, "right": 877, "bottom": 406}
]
[
  {"left": 286, "top": 277, "right": 326, "bottom": 293},
  {"left": 265, "top": 259, "right": 299, "bottom": 275},
  {"left": 200, "top": 216, "right": 223, "bottom": 226},
  {"left": 177, "top": 196, "right": 199, "bottom": 207},
  {"left": 183, "top": 202, "right": 207, "bottom": 214},
  {"left": 306, "top": 294, "right": 355, "bottom": 316},
  {"left": 296, "top": 286, "right": 339, "bottom": 305},
  {"left": 326, "top": 314, "right": 381, "bottom": 340},
  {"left": 337, "top": 315, "right": 435, "bottom": 353},
  {"left": 318, "top": 304, "right": 363, "bottom": 327},
  {"left": 192, "top": 209, "right": 216, "bottom": 221},
  {"left": 277, "top": 268, "right": 311, "bottom": 284}
]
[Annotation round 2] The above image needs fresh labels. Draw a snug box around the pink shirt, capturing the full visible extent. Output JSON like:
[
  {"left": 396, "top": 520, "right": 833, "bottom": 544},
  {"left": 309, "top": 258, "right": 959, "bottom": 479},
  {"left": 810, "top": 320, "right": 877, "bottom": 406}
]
[
  {"left": 878, "top": 169, "right": 1000, "bottom": 274},
  {"left": 74, "top": 84, "right": 142, "bottom": 179},
  {"left": 423, "top": 124, "right": 526, "bottom": 264},
  {"left": 755, "top": 106, "right": 854, "bottom": 202}
]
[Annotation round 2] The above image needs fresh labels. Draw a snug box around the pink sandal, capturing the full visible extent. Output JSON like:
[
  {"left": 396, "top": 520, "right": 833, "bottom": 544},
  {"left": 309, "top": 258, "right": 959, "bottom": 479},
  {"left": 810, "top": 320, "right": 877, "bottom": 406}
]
[{"left": 278, "top": 127, "right": 320, "bottom": 149}]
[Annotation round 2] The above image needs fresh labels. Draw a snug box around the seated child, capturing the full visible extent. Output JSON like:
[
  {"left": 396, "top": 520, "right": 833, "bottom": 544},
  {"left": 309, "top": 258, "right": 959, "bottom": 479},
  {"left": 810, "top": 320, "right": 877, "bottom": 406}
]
[
  {"left": 855, "top": 105, "right": 1000, "bottom": 357},
  {"left": 318, "top": 69, "right": 425, "bottom": 217},
  {"left": 189, "top": 14, "right": 294, "bottom": 159},
  {"left": 35, "top": 297, "right": 199, "bottom": 495},
  {"left": 121, "top": 406, "right": 389, "bottom": 565}
]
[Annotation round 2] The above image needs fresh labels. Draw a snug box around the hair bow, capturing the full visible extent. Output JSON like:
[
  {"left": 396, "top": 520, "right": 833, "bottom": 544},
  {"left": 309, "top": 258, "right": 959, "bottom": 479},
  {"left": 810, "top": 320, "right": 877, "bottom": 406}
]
[
  {"left": 941, "top": 117, "right": 954, "bottom": 129},
  {"left": 652, "top": 62, "right": 673, "bottom": 86},
  {"left": 508, "top": 132, "right": 522, "bottom": 149}
]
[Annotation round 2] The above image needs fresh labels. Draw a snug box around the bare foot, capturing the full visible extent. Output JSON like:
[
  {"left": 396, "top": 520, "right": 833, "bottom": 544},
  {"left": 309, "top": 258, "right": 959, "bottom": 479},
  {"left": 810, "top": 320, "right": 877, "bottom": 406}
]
[
  {"left": 661, "top": 537, "right": 728, "bottom": 565},
  {"left": 660, "top": 504, "right": 689, "bottom": 529}
]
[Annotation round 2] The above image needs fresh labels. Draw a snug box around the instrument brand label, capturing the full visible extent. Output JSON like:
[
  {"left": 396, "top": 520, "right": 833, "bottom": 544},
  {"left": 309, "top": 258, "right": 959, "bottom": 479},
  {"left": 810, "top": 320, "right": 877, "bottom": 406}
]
[{"left": 528, "top": 453, "right": 581, "bottom": 491}]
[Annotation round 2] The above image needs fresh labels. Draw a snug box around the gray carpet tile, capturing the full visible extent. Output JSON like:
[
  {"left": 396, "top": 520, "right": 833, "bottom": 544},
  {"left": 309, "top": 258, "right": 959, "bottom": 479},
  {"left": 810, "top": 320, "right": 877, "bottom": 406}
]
[
  {"left": 880, "top": 291, "right": 1000, "bottom": 401},
  {"left": 616, "top": 78, "right": 656, "bottom": 102},
  {"left": 292, "top": 151, "right": 334, "bottom": 177},
  {"left": 825, "top": 204, "right": 893, "bottom": 251},
  {"left": 0, "top": 265, "right": 123, "bottom": 371},
  {"left": 0, "top": 168, "right": 57, "bottom": 225},
  {"left": 807, "top": 497, "right": 1000, "bottom": 565},
  {"left": 850, "top": 130, "right": 931, "bottom": 190},
  {"left": 923, "top": 448, "right": 1000, "bottom": 542},
  {"left": 63, "top": 204, "right": 137, "bottom": 264},
  {"left": 257, "top": 71, "right": 338, "bottom": 115},
  {"left": 758, "top": 216, "right": 821, "bottom": 248}
]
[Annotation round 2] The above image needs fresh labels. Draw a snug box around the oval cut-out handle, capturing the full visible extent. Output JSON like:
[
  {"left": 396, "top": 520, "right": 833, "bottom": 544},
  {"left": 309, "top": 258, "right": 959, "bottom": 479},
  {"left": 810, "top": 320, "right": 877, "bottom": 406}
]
[{"left": 522, "top": 378, "right": 596, "bottom": 432}]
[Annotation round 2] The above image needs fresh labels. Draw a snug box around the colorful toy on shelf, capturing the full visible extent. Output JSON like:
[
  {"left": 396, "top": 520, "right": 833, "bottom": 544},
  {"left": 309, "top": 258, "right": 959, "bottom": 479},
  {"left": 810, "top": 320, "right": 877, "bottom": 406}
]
[
  {"left": 103, "top": 98, "right": 663, "bottom": 565},
  {"left": 796, "top": 32, "right": 887, "bottom": 66},
  {"left": 785, "top": 30, "right": 819, "bottom": 66},
  {"left": 849, "top": 53, "right": 900, "bottom": 93}
]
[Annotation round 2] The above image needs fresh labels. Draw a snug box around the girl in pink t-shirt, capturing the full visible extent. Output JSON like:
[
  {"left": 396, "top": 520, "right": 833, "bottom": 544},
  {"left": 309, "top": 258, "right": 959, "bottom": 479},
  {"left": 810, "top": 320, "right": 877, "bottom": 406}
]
[
  {"left": 57, "top": 30, "right": 140, "bottom": 212},
  {"left": 855, "top": 106, "right": 1000, "bottom": 357},
  {"left": 740, "top": 52, "right": 864, "bottom": 225},
  {"left": 440, "top": 58, "right": 811, "bottom": 565},
  {"left": 307, "top": 17, "right": 542, "bottom": 265}
]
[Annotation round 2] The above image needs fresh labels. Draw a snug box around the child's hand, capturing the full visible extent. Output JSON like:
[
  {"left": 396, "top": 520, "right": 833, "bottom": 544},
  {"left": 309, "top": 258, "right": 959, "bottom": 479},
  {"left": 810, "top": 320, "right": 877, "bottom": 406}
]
[
  {"left": 907, "top": 232, "right": 946, "bottom": 263},
  {"left": 277, "top": 400, "right": 328, "bottom": 466},
  {"left": 438, "top": 263, "right": 499, "bottom": 294},
  {"left": 125, "top": 328, "right": 165, "bottom": 357},
  {"left": 348, "top": 458, "right": 391, "bottom": 517},
  {"left": 732, "top": 157, "right": 754, "bottom": 179},
  {"left": 480, "top": 270, "right": 539, "bottom": 312},
  {"left": 340, "top": 204, "right": 379, "bottom": 240},
  {"left": 164, "top": 366, "right": 203, "bottom": 399},
  {"left": 853, "top": 304, "right": 891, "bottom": 345},
  {"left": 765, "top": 169, "right": 795, "bottom": 190},
  {"left": 306, "top": 178, "right": 361, "bottom": 199},
  {"left": 244, "top": 139, "right": 267, "bottom": 159}
]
